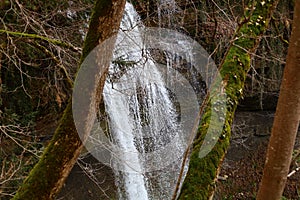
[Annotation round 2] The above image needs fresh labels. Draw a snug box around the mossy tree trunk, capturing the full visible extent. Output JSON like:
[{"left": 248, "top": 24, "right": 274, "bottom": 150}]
[
  {"left": 12, "top": 0, "right": 126, "bottom": 199},
  {"left": 177, "top": 1, "right": 279, "bottom": 199},
  {"left": 257, "top": 1, "right": 300, "bottom": 199}
]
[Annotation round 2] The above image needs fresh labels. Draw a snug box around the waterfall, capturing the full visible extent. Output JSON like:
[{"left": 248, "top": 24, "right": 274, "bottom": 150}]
[
  {"left": 103, "top": 2, "right": 186, "bottom": 200},
  {"left": 72, "top": 0, "right": 222, "bottom": 199}
]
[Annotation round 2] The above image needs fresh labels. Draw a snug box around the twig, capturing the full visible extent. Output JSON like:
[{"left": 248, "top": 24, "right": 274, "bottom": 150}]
[
  {"left": 287, "top": 167, "right": 300, "bottom": 178},
  {"left": 0, "top": 29, "right": 82, "bottom": 53}
]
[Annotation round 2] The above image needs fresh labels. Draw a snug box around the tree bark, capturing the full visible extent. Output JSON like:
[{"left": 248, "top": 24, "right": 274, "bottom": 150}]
[
  {"left": 257, "top": 1, "right": 300, "bottom": 199},
  {"left": 12, "top": 0, "right": 125, "bottom": 199},
  {"left": 177, "top": 1, "right": 279, "bottom": 199}
]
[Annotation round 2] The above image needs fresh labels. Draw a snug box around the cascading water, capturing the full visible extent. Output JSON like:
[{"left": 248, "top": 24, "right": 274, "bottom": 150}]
[
  {"left": 103, "top": 2, "right": 187, "bottom": 200},
  {"left": 72, "top": 0, "right": 223, "bottom": 199}
]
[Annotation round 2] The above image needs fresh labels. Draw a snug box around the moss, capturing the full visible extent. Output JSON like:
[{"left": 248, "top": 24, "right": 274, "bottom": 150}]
[
  {"left": 178, "top": 0, "right": 279, "bottom": 199},
  {"left": 0, "top": 30, "right": 80, "bottom": 52},
  {"left": 12, "top": 0, "right": 126, "bottom": 199},
  {"left": 12, "top": 102, "right": 81, "bottom": 200}
]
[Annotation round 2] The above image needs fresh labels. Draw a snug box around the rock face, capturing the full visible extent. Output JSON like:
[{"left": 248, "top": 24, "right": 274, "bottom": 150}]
[
  {"left": 134, "top": 0, "right": 291, "bottom": 112},
  {"left": 232, "top": 111, "right": 274, "bottom": 138},
  {"left": 238, "top": 92, "right": 279, "bottom": 111},
  {"left": 57, "top": 154, "right": 116, "bottom": 200},
  {"left": 228, "top": 110, "right": 300, "bottom": 162}
]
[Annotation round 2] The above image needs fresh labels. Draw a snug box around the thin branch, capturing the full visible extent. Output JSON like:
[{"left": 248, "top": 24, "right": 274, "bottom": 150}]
[
  {"left": 287, "top": 167, "right": 300, "bottom": 178},
  {"left": 0, "top": 29, "right": 82, "bottom": 53}
]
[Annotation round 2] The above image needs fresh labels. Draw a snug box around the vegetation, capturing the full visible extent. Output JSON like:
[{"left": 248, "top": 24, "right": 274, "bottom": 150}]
[
  {"left": 10, "top": 0, "right": 126, "bottom": 199},
  {"left": 0, "top": 0, "right": 298, "bottom": 199},
  {"left": 257, "top": 1, "right": 300, "bottom": 199},
  {"left": 177, "top": 0, "right": 280, "bottom": 199}
]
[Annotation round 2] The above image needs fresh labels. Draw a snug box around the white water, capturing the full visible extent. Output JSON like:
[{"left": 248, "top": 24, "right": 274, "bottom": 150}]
[{"left": 103, "top": 2, "right": 184, "bottom": 200}]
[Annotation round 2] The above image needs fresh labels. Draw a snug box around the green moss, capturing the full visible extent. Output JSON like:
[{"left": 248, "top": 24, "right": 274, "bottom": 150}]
[
  {"left": 178, "top": 0, "right": 279, "bottom": 199},
  {"left": 12, "top": 0, "right": 126, "bottom": 199},
  {"left": 12, "top": 102, "right": 81, "bottom": 200},
  {"left": 0, "top": 30, "right": 80, "bottom": 52}
]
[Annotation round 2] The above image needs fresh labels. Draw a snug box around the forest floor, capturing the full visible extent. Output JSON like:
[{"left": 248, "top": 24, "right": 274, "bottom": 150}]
[{"left": 215, "top": 111, "right": 300, "bottom": 200}]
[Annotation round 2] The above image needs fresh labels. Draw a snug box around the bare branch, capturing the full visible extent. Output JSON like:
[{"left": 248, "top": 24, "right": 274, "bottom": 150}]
[{"left": 0, "top": 29, "right": 82, "bottom": 53}]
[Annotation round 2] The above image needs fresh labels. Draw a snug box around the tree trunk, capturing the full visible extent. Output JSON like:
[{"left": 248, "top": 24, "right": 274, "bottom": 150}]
[
  {"left": 12, "top": 0, "right": 126, "bottom": 199},
  {"left": 177, "top": 1, "right": 279, "bottom": 199},
  {"left": 257, "top": 1, "right": 300, "bottom": 199}
]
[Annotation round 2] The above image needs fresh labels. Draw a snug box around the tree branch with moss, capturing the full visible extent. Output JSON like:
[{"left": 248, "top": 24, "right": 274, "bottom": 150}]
[
  {"left": 177, "top": 1, "right": 280, "bottom": 199},
  {"left": 0, "top": 29, "right": 82, "bottom": 53}
]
